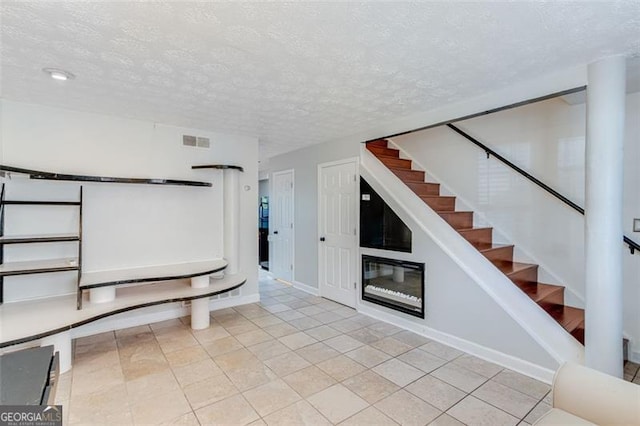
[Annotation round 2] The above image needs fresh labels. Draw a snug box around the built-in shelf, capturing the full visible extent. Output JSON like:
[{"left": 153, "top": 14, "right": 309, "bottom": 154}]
[
  {"left": 76, "top": 259, "right": 229, "bottom": 309},
  {"left": 0, "top": 164, "right": 211, "bottom": 187},
  {"left": 2, "top": 200, "right": 81, "bottom": 206},
  {"left": 0, "top": 234, "right": 80, "bottom": 245},
  {"left": 1, "top": 184, "right": 83, "bottom": 305},
  {"left": 79, "top": 259, "right": 228, "bottom": 290},
  {"left": 192, "top": 164, "right": 244, "bottom": 172},
  {"left": 0, "top": 273, "right": 247, "bottom": 348},
  {"left": 0, "top": 258, "right": 79, "bottom": 277}
]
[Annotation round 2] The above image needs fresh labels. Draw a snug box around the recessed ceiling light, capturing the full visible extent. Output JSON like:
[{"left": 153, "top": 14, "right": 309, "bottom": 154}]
[{"left": 42, "top": 68, "right": 75, "bottom": 81}]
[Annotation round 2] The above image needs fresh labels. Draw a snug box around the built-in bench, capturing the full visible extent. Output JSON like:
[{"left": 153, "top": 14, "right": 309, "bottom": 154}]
[{"left": 0, "top": 270, "right": 246, "bottom": 348}]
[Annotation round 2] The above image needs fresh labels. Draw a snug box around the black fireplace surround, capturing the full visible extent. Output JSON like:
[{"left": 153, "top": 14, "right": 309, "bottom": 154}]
[{"left": 362, "top": 255, "right": 425, "bottom": 318}]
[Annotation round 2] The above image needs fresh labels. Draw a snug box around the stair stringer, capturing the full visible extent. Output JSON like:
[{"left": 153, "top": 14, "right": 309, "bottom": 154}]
[{"left": 360, "top": 145, "right": 584, "bottom": 367}]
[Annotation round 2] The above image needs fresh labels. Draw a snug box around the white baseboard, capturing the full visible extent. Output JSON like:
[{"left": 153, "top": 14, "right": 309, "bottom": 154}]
[
  {"left": 357, "top": 303, "right": 556, "bottom": 384},
  {"left": 72, "top": 293, "right": 260, "bottom": 340},
  {"left": 72, "top": 302, "right": 188, "bottom": 339},
  {"left": 209, "top": 293, "right": 260, "bottom": 310},
  {"left": 293, "top": 280, "right": 320, "bottom": 296}
]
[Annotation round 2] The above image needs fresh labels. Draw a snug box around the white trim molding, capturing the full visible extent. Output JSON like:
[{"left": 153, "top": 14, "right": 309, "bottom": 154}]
[
  {"left": 71, "top": 293, "right": 259, "bottom": 340},
  {"left": 293, "top": 280, "right": 320, "bottom": 296}
]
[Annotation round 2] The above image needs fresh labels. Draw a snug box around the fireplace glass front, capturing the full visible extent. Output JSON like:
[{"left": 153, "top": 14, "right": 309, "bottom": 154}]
[{"left": 362, "top": 255, "right": 424, "bottom": 318}]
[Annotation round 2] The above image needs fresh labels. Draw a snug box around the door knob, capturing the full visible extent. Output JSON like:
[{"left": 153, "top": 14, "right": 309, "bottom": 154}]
[
  {"left": 320, "top": 237, "right": 325, "bottom": 241},
  {"left": 274, "top": 231, "right": 279, "bottom": 234}
]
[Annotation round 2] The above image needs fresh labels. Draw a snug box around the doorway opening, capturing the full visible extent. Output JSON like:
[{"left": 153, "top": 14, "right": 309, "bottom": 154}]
[{"left": 258, "top": 179, "right": 269, "bottom": 270}]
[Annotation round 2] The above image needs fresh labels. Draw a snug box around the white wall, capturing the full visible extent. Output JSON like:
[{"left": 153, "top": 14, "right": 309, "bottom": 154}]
[
  {"left": 266, "top": 138, "right": 359, "bottom": 287},
  {"left": 395, "top": 92, "right": 640, "bottom": 361},
  {"left": 0, "top": 100, "right": 259, "bottom": 303}
]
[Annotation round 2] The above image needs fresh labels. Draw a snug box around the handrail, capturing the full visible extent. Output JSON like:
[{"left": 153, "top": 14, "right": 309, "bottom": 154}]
[
  {"left": 623, "top": 236, "right": 640, "bottom": 255},
  {"left": 446, "top": 124, "right": 585, "bottom": 214},
  {"left": 446, "top": 123, "right": 639, "bottom": 255}
]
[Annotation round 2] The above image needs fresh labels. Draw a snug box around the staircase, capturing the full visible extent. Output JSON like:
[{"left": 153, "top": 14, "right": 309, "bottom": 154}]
[{"left": 366, "top": 139, "right": 585, "bottom": 344}]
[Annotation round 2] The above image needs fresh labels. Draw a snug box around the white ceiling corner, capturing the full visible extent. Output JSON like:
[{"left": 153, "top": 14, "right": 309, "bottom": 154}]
[{"left": 1, "top": 2, "right": 639, "bottom": 160}]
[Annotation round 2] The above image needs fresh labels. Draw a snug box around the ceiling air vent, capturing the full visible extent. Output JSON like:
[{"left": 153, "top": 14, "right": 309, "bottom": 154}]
[
  {"left": 196, "top": 137, "right": 210, "bottom": 148},
  {"left": 183, "top": 135, "right": 210, "bottom": 148},
  {"left": 183, "top": 135, "right": 197, "bottom": 146}
]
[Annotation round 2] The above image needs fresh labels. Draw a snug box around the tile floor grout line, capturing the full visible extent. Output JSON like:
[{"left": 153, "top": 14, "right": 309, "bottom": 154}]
[{"left": 64, "top": 273, "right": 562, "bottom": 425}]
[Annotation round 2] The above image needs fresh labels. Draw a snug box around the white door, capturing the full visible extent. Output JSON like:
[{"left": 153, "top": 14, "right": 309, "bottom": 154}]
[
  {"left": 318, "top": 159, "right": 358, "bottom": 307},
  {"left": 270, "top": 169, "right": 294, "bottom": 282}
]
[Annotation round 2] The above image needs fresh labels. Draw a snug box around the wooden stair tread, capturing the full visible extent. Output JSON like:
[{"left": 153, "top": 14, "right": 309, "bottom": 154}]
[
  {"left": 379, "top": 158, "right": 413, "bottom": 169},
  {"left": 404, "top": 181, "right": 440, "bottom": 196},
  {"left": 375, "top": 154, "right": 403, "bottom": 160},
  {"left": 391, "top": 169, "right": 426, "bottom": 183},
  {"left": 517, "top": 282, "right": 564, "bottom": 303},
  {"left": 547, "top": 305, "right": 585, "bottom": 333},
  {"left": 477, "top": 243, "right": 514, "bottom": 252},
  {"left": 389, "top": 167, "right": 422, "bottom": 173},
  {"left": 493, "top": 261, "right": 538, "bottom": 275},
  {"left": 420, "top": 195, "right": 455, "bottom": 200},
  {"left": 458, "top": 227, "right": 492, "bottom": 233},
  {"left": 438, "top": 211, "right": 473, "bottom": 229},
  {"left": 367, "top": 146, "right": 399, "bottom": 157}
]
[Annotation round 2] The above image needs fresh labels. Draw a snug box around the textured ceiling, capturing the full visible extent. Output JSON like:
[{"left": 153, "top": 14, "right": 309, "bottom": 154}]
[{"left": 1, "top": 2, "right": 639, "bottom": 160}]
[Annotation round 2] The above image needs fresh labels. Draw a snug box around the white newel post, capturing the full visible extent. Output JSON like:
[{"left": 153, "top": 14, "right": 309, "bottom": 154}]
[
  {"left": 584, "top": 56, "right": 626, "bottom": 377},
  {"left": 190, "top": 275, "right": 210, "bottom": 330},
  {"left": 224, "top": 168, "right": 240, "bottom": 275},
  {"left": 42, "top": 331, "right": 72, "bottom": 373}
]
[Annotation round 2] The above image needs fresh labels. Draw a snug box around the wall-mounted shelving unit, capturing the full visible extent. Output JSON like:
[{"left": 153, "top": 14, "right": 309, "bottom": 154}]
[
  {"left": 192, "top": 164, "right": 244, "bottom": 172},
  {"left": 0, "top": 162, "right": 249, "bottom": 366},
  {"left": 0, "top": 164, "right": 226, "bottom": 310},
  {"left": 0, "top": 164, "right": 211, "bottom": 187},
  {"left": 0, "top": 184, "right": 82, "bottom": 304}
]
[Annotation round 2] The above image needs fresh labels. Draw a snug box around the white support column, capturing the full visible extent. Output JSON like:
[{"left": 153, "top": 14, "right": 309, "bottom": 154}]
[
  {"left": 223, "top": 169, "right": 240, "bottom": 275},
  {"left": 584, "top": 55, "right": 626, "bottom": 377},
  {"left": 190, "top": 275, "right": 210, "bottom": 330},
  {"left": 42, "top": 331, "right": 72, "bottom": 373}
]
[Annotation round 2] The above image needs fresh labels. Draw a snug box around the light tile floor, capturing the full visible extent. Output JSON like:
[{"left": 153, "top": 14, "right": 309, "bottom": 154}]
[{"left": 55, "top": 272, "right": 638, "bottom": 425}]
